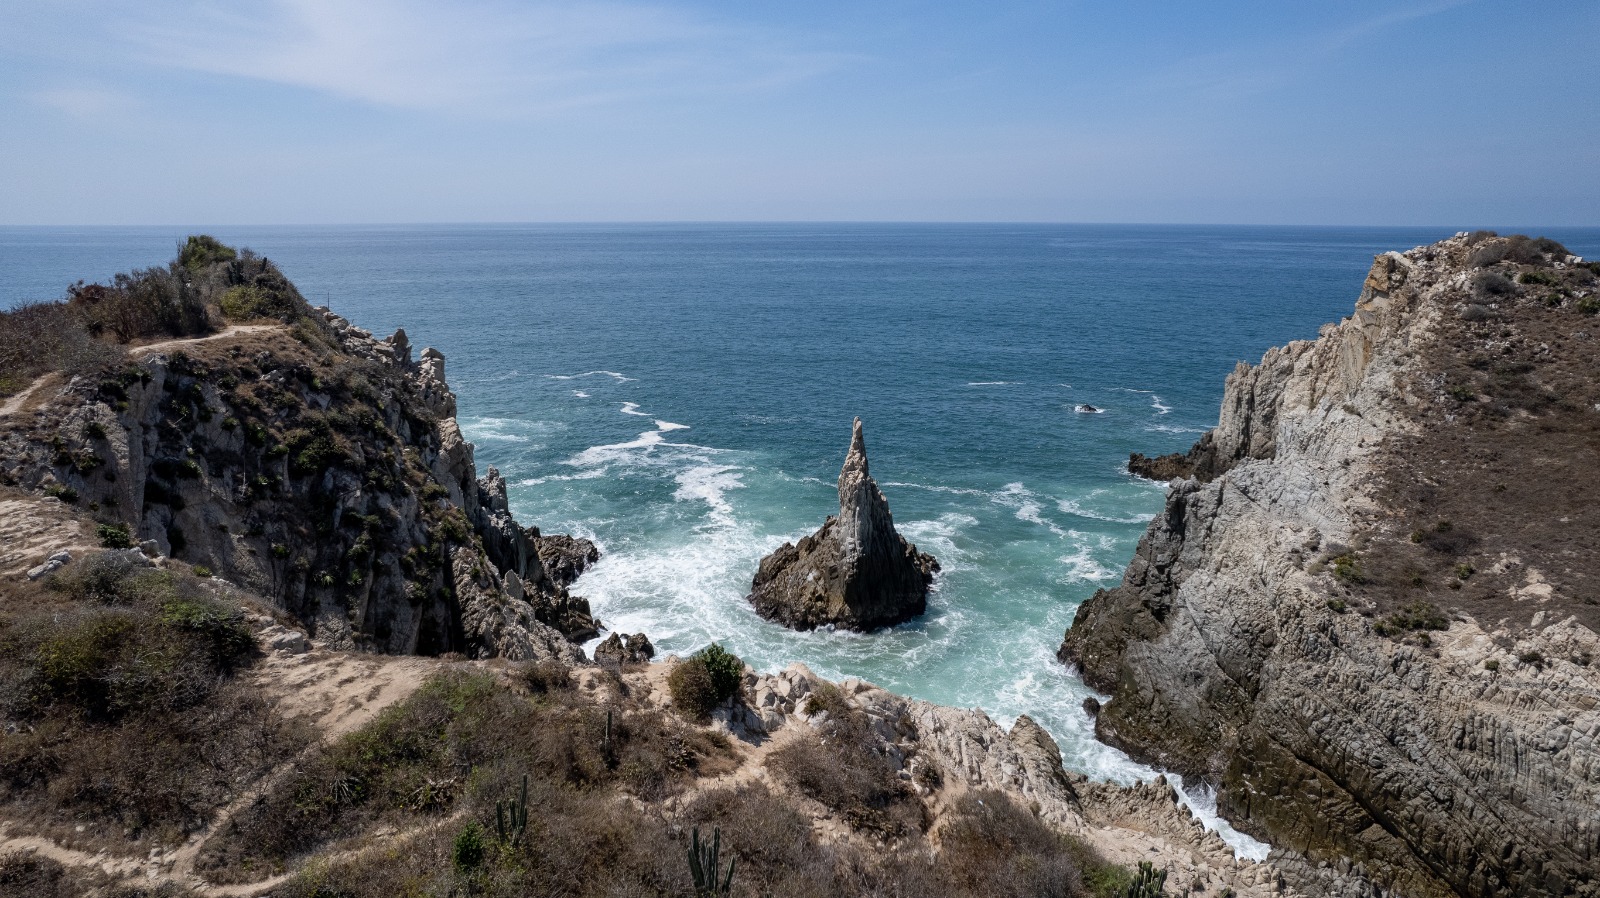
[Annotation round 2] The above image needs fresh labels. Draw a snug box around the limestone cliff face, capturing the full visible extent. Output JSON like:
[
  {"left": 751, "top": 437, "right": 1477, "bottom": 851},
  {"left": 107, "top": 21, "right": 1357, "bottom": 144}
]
[
  {"left": 1061, "top": 236, "right": 1600, "bottom": 898},
  {"left": 0, "top": 310, "right": 592, "bottom": 663},
  {"left": 748, "top": 418, "right": 939, "bottom": 631}
]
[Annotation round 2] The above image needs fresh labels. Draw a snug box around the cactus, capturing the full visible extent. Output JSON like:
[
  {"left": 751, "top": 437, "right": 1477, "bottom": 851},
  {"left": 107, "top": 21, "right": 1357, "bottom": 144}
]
[
  {"left": 496, "top": 774, "right": 528, "bottom": 845},
  {"left": 1124, "top": 861, "right": 1167, "bottom": 898},
  {"left": 687, "top": 826, "right": 736, "bottom": 897}
]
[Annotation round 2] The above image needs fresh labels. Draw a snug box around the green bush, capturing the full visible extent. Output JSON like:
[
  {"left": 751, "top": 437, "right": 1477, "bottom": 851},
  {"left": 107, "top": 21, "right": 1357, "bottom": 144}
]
[
  {"left": 1374, "top": 602, "right": 1449, "bottom": 638},
  {"left": 43, "top": 484, "right": 79, "bottom": 504},
  {"left": 695, "top": 643, "right": 744, "bottom": 703},
  {"left": 96, "top": 522, "right": 133, "bottom": 548},
  {"left": 452, "top": 821, "right": 486, "bottom": 871},
  {"left": 178, "top": 235, "right": 238, "bottom": 272},
  {"left": 218, "top": 284, "right": 300, "bottom": 322}
]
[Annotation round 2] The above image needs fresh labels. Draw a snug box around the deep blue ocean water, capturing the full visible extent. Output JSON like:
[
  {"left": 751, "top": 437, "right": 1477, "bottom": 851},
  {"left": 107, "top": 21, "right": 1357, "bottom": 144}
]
[{"left": 7, "top": 223, "right": 1599, "bottom": 850}]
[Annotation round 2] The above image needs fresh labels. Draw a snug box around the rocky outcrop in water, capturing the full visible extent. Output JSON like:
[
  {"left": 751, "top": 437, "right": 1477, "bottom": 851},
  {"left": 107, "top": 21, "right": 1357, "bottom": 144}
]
[
  {"left": 532, "top": 532, "right": 601, "bottom": 587},
  {"left": 1062, "top": 235, "right": 1600, "bottom": 898},
  {"left": 748, "top": 418, "right": 938, "bottom": 631}
]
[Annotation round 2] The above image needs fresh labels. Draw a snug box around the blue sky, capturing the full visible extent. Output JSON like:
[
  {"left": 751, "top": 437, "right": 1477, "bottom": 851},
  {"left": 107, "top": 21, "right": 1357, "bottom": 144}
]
[{"left": 2, "top": 0, "right": 1596, "bottom": 225}]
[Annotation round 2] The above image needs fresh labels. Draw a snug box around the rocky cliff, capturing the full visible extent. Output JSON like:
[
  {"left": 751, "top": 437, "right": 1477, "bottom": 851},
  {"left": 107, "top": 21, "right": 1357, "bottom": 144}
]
[
  {"left": 1062, "top": 234, "right": 1600, "bottom": 897},
  {"left": 0, "top": 257, "right": 595, "bottom": 663},
  {"left": 748, "top": 417, "right": 939, "bottom": 630}
]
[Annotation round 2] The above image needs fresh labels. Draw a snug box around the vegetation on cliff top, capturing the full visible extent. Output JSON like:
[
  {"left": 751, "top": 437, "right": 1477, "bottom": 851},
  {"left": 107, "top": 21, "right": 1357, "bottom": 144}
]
[{"left": 0, "top": 235, "right": 310, "bottom": 397}]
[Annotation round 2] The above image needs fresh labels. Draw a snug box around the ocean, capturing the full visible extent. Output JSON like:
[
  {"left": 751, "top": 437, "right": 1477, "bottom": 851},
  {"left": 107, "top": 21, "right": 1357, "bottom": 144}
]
[{"left": 7, "top": 223, "right": 1599, "bottom": 853}]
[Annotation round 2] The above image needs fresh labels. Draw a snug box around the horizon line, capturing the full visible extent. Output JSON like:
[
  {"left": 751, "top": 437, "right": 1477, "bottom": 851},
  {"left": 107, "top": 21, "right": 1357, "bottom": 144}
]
[{"left": 3, "top": 220, "right": 1598, "bottom": 231}]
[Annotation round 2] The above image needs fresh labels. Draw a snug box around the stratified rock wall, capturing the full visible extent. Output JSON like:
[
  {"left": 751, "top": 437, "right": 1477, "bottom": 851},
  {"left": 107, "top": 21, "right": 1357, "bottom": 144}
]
[
  {"left": 1061, "top": 237, "right": 1600, "bottom": 898},
  {"left": 748, "top": 418, "right": 938, "bottom": 630}
]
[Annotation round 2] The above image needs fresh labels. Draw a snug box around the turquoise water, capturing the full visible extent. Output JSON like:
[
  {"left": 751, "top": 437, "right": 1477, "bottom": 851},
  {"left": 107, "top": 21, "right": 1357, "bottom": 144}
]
[{"left": 8, "top": 224, "right": 1600, "bottom": 850}]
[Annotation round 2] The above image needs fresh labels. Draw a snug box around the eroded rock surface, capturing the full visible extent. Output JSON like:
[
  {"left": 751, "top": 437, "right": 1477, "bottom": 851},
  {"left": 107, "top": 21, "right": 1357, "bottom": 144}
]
[
  {"left": 1062, "top": 235, "right": 1600, "bottom": 898},
  {"left": 748, "top": 418, "right": 938, "bottom": 631}
]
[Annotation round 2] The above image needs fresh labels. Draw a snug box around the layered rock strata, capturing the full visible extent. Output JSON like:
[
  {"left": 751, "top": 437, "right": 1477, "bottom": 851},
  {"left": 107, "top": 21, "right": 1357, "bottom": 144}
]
[
  {"left": 748, "top": 417, "right": 938, "bottom": 630},
  {"left": 1061, "top": 235, "right": 1600, "bottom": 898},
  {"left": 0, "top": 307, "right": 594, "bottom": 663}
]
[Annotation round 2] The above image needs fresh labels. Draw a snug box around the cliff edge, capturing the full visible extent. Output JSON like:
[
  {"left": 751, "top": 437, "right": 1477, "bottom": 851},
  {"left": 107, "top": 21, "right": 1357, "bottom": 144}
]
[{"left": 1062, "top": 233, "right": 1600, "bottom": 898}]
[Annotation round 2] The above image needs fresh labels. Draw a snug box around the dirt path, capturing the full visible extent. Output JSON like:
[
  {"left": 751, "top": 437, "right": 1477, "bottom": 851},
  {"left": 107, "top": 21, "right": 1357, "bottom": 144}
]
[
  {"left": 0, "top": 324, "right": 281, "bottom": 420},
  {"left": 130, "top": 324, "right": 279, "bottom": 357},
  {"left": 0, "top": 376, "right": 50, "bottom": 417}
]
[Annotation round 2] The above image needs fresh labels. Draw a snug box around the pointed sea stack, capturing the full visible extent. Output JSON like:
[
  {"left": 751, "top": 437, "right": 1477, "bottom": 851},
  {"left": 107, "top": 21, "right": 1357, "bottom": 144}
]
[{"left": 748, "top": 418, "right": 939, "bottom": 631}]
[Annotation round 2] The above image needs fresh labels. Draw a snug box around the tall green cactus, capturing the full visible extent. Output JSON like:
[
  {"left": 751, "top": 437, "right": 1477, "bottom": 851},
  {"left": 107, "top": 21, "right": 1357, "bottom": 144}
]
[
  {"left": 687, "top": 826, "right": 736, "bottom": 897},
  {"left": 496, "top": 774, "right": 528, "bottom": 846},
  {"left": 1125, "top": 861, "right": 1167, "bottom": 898}
]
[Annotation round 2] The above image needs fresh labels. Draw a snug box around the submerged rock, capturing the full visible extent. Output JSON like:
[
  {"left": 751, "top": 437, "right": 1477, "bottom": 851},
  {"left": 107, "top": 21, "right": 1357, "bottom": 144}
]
[{"left": 747, "top": 417, "right": 938, "bottom": 631}]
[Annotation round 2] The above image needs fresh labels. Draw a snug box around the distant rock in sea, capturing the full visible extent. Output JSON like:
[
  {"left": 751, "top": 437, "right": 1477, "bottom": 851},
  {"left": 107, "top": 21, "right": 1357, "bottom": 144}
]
[{"left": 747, "top": 417, "right": 938, "bottom": 631}]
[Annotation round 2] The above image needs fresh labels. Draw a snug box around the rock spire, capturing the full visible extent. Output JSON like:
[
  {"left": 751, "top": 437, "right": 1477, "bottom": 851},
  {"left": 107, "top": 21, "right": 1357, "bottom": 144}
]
[{"left": 747, "top": 417, "right": 938, "bottom": 631}]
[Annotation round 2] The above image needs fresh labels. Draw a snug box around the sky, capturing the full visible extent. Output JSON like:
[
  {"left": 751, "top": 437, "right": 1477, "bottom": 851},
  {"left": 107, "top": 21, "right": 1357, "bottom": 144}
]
[{"left": 1, "top": 0, "right": 1597, "bottom": 225}]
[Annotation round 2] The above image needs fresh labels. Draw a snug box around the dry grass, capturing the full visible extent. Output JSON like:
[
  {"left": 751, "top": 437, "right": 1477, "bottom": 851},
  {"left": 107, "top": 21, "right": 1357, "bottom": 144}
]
[
  {"left": 1354, "top": 246, "right": 1600, "bottom": 640},
  {"left": 198, "top": 667, "right": 738, "bottom": 881},
  {"left": 766, "top": 684, "right": 927, "bottom": 840},
  {"left": 0, "top": 553, "right": 311, "bottom": 849}
]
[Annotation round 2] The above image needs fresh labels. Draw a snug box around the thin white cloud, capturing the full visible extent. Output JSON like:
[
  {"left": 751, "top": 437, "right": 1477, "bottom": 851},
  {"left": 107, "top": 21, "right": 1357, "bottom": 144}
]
[
  {"left": 31, "top": 86, "right": 136, "bottom": 118},
  {"left": 1127, "top": 0, "right": 1476, "bottom": 107},
  {"left": 126, "top": 0, "right": 847, "bottom": 116}
]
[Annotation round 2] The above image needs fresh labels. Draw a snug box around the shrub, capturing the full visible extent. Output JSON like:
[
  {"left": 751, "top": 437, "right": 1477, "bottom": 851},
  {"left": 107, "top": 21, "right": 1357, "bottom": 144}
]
[
  {"left": 219, "top": 285, "right": 299, "bottom": 322},
  {"left": 178, "top": 235, "right": 238, "bottom": 272},
  {"left": 766, "top": 687, "right": 924, "bottom": 839},
  {"left": 668, "top": 658, "right": 719, "bottom": 722},
  {"left": 1484, "top": 659, "right": 1500, "bottom": 671},
  {"left": 520, "top": 659, "right": 573, "bottom": 694},
  {"left": 452, "top": 821, "right": 486, "bottom": 871},
  {"left": 1473, "top": 270, "right": 1516, "bottom": 297},
  {"left": 695, "top": 643, "right": 744, "bottom": 703},
  {"left": 96, "top": 522, "right": 133, "bottom": 548},
  {"left": 0, "top": 300, "right": 125, "bottom": 398},
  {"left": 1577, "top": 296, "right": 1600, "bottom": 315},
  {"left": 43, "top": 484, "right": 79, "bottom": 504},
  {"left": 1518, "top": 650, "right": 1545, "bottom": 668},
  {"left": 1329, "top": 552, "right": 1362, "bottom": 583},
  {"left": 1374, "top": 602, "right": 1449, "bottom": 638}
]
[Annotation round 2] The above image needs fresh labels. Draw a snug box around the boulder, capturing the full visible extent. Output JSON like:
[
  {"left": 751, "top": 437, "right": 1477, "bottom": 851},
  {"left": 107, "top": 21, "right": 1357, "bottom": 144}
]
[
  {"left": 747, "top": 418, "right": 938, "bottom": 631},
  {"left": 593, "top": 631, "right": 655, "bottom": 666}
]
